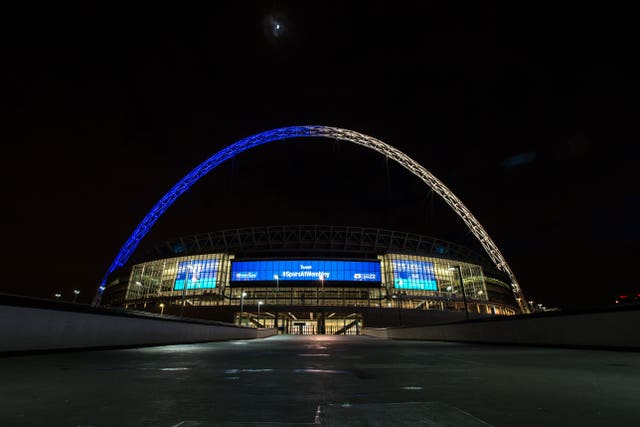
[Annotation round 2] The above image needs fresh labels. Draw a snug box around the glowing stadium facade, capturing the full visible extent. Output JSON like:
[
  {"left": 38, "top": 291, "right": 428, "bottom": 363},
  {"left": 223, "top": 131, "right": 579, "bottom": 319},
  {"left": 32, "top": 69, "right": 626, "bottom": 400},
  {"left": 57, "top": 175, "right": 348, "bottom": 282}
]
[{"left": 101, "top": 225, "right": 520, "bottom": 333}]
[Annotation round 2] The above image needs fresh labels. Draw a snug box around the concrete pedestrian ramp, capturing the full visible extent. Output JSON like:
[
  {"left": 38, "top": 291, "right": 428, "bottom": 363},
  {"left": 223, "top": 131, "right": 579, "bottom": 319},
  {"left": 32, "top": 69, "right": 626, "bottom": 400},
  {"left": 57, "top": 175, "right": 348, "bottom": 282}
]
[
  {"left": 2, "top": 335, "right": 638, "bottom": 425},
  {"left": 317, "top": 402, "right": 491, "bottom": 426},
  {"left": 0, "top": 294, "right": 275, "bottom": 353},
  {"left": 173, "top": 402, "right": 492, "bottom": 426},
  {"left": 364, "top": 304, "right": 640, "bottom": 351}
]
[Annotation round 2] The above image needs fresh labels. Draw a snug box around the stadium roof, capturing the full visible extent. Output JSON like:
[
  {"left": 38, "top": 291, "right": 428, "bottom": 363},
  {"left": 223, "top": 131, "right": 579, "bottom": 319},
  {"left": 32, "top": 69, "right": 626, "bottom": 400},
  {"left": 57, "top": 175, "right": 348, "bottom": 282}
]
[{"left": 135, "top": 225, "right": 492, "bottom": 268}]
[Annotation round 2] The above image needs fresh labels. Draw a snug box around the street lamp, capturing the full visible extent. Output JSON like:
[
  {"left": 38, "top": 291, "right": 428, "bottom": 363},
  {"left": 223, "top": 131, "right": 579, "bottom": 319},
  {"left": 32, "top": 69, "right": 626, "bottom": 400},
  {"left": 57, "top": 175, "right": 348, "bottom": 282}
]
[
  {"left": 274, "top": 274, "right": 279, "bottom": 303},
  {"left": 181, "top": 263, "right": 197, "bottom": 318},
  {"left": 449, "top": 266, "right": 469, "bottom": 321},
  {"left": 159, "top": 303, "right": 165, "bottom": 315},
  {"left": 54, "top": 292, "right": 62, "bottom": 300},
  {"left": 391, "top": 293, "right": 402, "bottom": 324},
  {"left": 135, "top": 281, "right": 143, "bottom": 301},
  {"left": 258, "top": 300, "right": 264, "bottom": 320},
  {"left": 240, "top": 291, "right": 247, "bottom": 325},
  {"left": 72, "top": 289, "right": 80, "bottom": 303}
]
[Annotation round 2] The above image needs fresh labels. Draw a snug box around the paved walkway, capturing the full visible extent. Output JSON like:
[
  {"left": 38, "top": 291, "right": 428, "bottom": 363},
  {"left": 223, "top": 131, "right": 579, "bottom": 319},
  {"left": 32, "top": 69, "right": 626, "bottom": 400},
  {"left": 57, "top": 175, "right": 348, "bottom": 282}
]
[{"left": 1, "top": 335, "right": 639, "bottom": 426}]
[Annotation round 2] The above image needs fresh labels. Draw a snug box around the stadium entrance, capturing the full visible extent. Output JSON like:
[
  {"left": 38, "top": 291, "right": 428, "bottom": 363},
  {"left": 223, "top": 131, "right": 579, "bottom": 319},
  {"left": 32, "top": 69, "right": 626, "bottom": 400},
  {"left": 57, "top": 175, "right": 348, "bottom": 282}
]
[{"left": 236, "top": 310, "right": 362, "bottom": 335}]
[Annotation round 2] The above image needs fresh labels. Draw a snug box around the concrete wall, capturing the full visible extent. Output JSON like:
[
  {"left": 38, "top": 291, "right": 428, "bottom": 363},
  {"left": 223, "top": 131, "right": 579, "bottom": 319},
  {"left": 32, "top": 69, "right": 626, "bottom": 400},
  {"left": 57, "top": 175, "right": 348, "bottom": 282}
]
[
  {"left": 0, "top": 304, "right": 276, "bottom": 353},
  {"left": 363, "top": 307, "right": 640, "bottom": 350}
]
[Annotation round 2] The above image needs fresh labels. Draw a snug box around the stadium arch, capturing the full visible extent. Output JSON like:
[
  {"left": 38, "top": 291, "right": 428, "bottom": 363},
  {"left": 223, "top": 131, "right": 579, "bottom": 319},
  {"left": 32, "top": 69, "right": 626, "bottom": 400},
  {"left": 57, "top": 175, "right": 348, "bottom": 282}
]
[{"left": 94, "top": 126, "right": 528, "bottom": 312}]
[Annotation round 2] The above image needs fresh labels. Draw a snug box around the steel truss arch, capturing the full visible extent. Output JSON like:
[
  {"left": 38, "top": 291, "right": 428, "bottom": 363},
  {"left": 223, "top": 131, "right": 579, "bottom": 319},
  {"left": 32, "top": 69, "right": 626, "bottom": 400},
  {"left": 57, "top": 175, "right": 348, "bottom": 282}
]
[{"left": 96, "top": 126, "right": 528, "bottom": 312}]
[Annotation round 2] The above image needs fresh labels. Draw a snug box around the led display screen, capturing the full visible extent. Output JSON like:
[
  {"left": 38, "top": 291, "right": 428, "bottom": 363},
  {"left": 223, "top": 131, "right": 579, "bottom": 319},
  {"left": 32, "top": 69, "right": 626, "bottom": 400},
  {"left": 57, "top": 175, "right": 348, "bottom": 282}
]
[
  {"left": 174, "top": 259, "right": 219, "bottom": 290},
  {"left": 392, "top": 259, "right": 438, "bottom": 290},
  {"left": 231, "top": 260, "right": 380, "bottom": 282}
]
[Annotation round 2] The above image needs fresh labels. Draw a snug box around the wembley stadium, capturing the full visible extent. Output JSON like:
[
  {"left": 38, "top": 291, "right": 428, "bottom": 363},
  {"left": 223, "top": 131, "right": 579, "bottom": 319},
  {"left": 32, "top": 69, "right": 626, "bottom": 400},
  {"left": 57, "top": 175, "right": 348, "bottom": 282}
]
[
  {"left": 96, "top": 126, "right": 529, "bottom": 334},
  {"left": 101, "top": 225, "right": 521, "bottom": 334}
]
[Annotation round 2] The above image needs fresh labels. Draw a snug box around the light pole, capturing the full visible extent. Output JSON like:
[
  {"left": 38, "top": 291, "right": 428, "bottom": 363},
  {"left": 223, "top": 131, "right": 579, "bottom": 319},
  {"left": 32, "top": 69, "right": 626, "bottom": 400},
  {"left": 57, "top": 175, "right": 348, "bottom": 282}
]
[
  {"left": 257, "top": 301, "right": 264, "bottom": 324},
  {"left": 72, "top": 289, "right": 80, "bottom": 303},
  {"left": 181, "top": 263, "right": 196, "bottom": 318},
  {"left": 240, "top": 291, "right": 247, "bottom": 326},
  {"left": 449, "top": 265, "right": 469, "bottom": 321},
  {"left": 135, "top": 281, "right": 143, "bottom": 300},
  {"left": 273, "top": 274, "right": 280, "bottom": 332},
  {"left": 274, "top": 274, "right": 279, "bottom": 303},
  {"left": 159, "top": 303, "right": 165, "bottom": 315},
  {"left": 391, "top": 293, "right": 402, "bottom": 324}
]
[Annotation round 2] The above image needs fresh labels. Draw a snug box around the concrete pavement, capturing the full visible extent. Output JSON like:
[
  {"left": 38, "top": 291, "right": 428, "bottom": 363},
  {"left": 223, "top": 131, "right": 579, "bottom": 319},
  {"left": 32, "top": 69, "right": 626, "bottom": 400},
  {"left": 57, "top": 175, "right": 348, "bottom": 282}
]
[{"left": 1, "top": 335, "right": 639, "bottom": 426}]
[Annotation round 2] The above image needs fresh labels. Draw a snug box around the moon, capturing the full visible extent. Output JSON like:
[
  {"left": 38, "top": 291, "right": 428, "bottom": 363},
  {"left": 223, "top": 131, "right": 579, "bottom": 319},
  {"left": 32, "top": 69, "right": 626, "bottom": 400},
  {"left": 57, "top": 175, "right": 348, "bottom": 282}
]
[{"left": 263, "top": 14, "right": 287, "bottom": 41}]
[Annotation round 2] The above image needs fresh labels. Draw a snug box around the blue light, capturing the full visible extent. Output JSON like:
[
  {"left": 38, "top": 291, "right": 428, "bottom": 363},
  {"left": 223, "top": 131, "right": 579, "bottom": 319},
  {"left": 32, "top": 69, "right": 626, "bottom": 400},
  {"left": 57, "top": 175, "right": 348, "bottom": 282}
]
[
  {"left": 231, "top": 260, "right": 381, "bottom": 282},
  {"left": 100, "top": 126, "right": 318, "bottom": 289},
  {"left": 392, "top": 259, "right": 438, "bottom": 290},
  {"left": 173, "top": 259, "right": 219, "bottom": 290},
  {"left": 434, "top": 246, "right": 447, "bottom": 254}
]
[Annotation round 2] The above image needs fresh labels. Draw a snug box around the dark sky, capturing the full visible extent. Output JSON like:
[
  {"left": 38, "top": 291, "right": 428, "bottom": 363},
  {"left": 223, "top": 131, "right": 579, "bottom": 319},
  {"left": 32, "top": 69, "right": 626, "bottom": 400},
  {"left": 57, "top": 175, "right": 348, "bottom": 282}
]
[{"left": 2, "top": 2, "right": 639, "bottom": 309}]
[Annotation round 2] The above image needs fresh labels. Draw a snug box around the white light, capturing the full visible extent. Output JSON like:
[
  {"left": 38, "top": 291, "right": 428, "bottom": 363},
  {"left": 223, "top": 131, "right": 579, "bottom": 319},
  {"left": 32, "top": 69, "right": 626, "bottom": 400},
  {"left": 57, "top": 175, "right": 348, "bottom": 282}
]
[
  {"left": 242, "top": 292, "right": 247, "bottom": 297},
  {"left": 274, "top": 275, "right": 279, "bottom": 280},
  {"left": 276, "top": 24, "right": 280, "bottom": 30},
  {"left": 258, "top": 301, "right": 264, "bottom": 305}
]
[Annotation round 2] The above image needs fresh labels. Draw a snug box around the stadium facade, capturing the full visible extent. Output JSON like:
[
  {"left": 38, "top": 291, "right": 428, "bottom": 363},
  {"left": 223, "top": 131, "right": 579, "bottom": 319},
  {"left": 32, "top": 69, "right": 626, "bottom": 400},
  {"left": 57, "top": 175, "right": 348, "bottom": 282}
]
[{"left": 102, "top": 225, "right": 521, "bottom": 334}]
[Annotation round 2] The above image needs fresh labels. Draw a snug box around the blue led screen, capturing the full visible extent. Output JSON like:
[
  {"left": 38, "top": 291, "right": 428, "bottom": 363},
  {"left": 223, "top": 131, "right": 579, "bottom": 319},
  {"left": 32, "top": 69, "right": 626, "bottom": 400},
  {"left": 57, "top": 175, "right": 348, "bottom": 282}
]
[
  {"left": 231, "top": 260, "right": 380, "bottom": 282},
  {"left": 174, "top": 259, "right": 219, "bottom": 290},
  {"left": 392, "top": 259, "right": 438, "bottom": 290}
]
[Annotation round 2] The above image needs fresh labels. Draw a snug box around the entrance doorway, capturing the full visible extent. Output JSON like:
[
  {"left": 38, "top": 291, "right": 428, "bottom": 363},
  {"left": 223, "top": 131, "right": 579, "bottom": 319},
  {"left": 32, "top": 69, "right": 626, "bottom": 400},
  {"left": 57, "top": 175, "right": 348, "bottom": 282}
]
[{"left": 235, "top": 310, "right": 362, "bottom": 335}]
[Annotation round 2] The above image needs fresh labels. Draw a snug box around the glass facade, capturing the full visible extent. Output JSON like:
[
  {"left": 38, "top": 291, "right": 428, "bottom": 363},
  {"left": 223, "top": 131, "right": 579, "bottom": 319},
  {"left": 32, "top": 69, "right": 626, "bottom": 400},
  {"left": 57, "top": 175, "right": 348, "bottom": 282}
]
[
  {"left": 391, "top": 259, "right": 438, "bottom": 290},
  {"left": 126, "top": 253, "right": 231, "bottom": 301},
  {"left": 174, "top": 258, "right": 219, "bottom": 290},
  {"left": 116, "top": 252, "right": 516, "bottom": 318},
  {"left": 380, "top": 253, "right": 488, "bottom": 301}
]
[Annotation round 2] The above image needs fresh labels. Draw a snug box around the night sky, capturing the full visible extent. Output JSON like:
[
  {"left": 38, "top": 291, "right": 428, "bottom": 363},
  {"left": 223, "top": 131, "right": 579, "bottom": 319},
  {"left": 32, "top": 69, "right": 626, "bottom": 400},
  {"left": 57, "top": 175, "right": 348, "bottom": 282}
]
[{"left": 2, "top": 3, "right": 639, "bottom": 309}]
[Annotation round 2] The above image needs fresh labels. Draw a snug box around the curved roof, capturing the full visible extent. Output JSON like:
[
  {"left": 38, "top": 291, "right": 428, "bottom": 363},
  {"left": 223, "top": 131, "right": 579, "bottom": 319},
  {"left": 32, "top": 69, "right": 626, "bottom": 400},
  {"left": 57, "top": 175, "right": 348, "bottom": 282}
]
[{"left": 135, "top": 225, "right": 490, "bottom": 266}]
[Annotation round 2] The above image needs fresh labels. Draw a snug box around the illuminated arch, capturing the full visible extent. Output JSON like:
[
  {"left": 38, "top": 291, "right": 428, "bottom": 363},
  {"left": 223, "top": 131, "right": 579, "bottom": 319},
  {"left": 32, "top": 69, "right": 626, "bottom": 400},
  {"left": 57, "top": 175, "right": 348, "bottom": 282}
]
[{"left": 96, "top": 126, "right": 528, "bottom": 311}]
